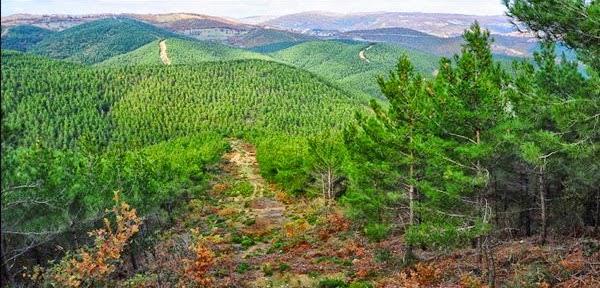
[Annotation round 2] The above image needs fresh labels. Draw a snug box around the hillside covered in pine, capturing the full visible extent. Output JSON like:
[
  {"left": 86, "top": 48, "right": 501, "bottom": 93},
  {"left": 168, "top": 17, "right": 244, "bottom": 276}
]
[{"left": 1, "top": 0, "right": 599, "bottom": 287}]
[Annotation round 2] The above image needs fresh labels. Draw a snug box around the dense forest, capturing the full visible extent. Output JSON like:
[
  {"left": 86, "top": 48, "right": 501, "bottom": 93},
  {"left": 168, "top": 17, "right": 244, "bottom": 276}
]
[{"left": 1, "top": 0, "right": 599, "bottom": 287}]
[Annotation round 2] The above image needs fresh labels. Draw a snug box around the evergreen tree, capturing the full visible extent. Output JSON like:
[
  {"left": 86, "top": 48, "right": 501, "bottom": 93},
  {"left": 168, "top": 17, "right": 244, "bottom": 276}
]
[{"left": 505, "top": 0, "right": 600, "bottom": 71}]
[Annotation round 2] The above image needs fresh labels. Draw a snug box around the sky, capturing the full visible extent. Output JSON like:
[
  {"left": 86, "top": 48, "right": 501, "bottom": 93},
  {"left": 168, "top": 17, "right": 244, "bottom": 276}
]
[{"left": 1, "top": 0, "right": 508, "bottom": 18}]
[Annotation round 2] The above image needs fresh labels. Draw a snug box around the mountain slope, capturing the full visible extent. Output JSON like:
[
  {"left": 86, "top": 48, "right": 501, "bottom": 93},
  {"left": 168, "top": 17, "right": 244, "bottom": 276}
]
[
  {"left": 0, "top": 25, "right": 54, "bottom": 51},
  {"left": 98, "top": 38, "right": 272, "bottom": 66},
  {"left": 3, "top": 51, "right": 362, "bottom": 148},
  {"left": 227, "top": 28, "right": 315, "bottom": 48},
  {"left": 269, "top": 40, "right": 439, "bottom": 98},
  {"left": 29, "top": 18, "right": 179, "bottom": 64}
]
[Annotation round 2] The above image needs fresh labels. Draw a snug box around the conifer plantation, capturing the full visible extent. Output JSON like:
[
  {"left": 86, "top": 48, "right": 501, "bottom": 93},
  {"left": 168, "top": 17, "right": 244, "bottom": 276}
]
[{"left": 1, "top": 0, "right": 598, "bottom": 286}]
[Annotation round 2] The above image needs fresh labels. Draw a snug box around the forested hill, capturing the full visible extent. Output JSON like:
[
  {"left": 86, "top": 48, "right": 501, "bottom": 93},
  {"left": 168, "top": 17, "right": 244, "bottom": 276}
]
[
  {"left": 268, "top": 40, "right": 439, "bottom": 98},
  {"left": 28, "top": 18, "right": 179, "bottom": 64},
  {"left": 0, "top": 25, "right": 54, "bottom": 51},
  {"left": 2, "top": 50, "right": 363, "bottom": 150},
  {"left": 98, "top": 37, "right": 271, "bottom": 66}
]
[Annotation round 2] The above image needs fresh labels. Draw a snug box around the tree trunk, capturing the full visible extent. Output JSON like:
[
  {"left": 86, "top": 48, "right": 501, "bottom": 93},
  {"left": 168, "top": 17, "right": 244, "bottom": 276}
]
[
  {"left": 327, "top": 168, "right": 333, "bottom": 201},
  {"left": 1, "top": 236, "right": 13, "bottom": 285},
  {"left": 321, "top": 172, "right": 326, "bottom": 199},
  {"left": 404, "top": 162, "right": 416, "bottom": 263},
  {"left": 475, "top": 129, "right": 483, "bottom": 266},
  {"left": 484, "top": 236, "right": 496, "bottom": 288},
  {"left": 594, "top": 188, "right": 600, "bottom": 234},
  {"left": 538, "top": 165, "right": 547, "bottom": 245},
  {"left": 129, "top": 249, "right": 138, "bottom": 271},
  {"left": 519, "top": 172, "right": 532, "bottom": 237}
]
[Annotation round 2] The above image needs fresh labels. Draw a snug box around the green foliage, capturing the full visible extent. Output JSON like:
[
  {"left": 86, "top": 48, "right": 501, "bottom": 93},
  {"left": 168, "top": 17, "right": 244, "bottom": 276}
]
[
  {"left": 269, "top": 40, "right": 439, "bottom": 99},
  {"left": 505, "top": 0, "right": 600, "bottom": 71},
  {"left": 1, "top": 50, "right": 364, "bottom": 277},
  {"left": 363, "top": 223, "right": 391, "bottom": 242},
  {"left": 249, "top": 41, "right": 307, "bottom": 53},
  {"left": 227, "top": 181, "right": 254, "bottom": 197},
  {"left": 235, "top": 262, "right": 251, "bottom": 274},
  {"left": 1, "top": 25, "right": 54, "bottom": 51},
  {"left": 348, "top": 281, "right": 374, "bottom": 288},
  {"left": 261, "top": 263, "right": 274, "bottom": 276},
  {"left": 278, "top": 263, "right": 291, "bottom": 272},
  {"left": 2, "top": 51, "right": 362, "bottom": 150},
  {"left": 30, "top": 18, "right": 179, "bottom": 64},
  {"left": 344, "top": 23, "right": 512, "bottom": 249},
  {"left": 99, "top": 37, "right": 271, "bottom": 66},
  {"left": 318, "top": 278, "right": 348, "bottom": 288},
  {"left": 229, "top": 28, "right": 314, "bottom": 48},
  {"left": 256, "top": 136, "right": 312, "bottom": 194}
]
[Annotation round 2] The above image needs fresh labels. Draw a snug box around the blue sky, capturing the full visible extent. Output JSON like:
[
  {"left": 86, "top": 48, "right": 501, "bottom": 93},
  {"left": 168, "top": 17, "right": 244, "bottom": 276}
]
[{"left": 1, "top": 0, "right": 508, "bottom": 18}]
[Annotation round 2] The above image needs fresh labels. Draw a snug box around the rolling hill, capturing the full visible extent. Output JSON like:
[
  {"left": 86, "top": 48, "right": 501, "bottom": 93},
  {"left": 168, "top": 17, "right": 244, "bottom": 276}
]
[
  {"left": 268, "top": 40, "right": 439, "bottom": 98},
  {"left": 3, "top": 50, "right": 363, "bottom": 148},
  {"left": 98, "top": 38, "right": 272, "bottom": 66},
  {"left": 28, "top": 18, "right": 179, "bottom": 64},
  {"left": 227, "top": 28, "right": 315, "bottom": 48},
  {"left": 0, "top": 25, "right": 54, "bottom": 51}
]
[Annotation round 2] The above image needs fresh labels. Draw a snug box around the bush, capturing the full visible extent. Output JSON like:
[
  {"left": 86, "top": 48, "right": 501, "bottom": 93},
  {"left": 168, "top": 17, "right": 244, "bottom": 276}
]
[
  {"left": 319, "top": 278, "right": 348, "bottom": 288},
  {"left": 235, "top": 262, "right": 251, "bottom": 274},
  {"left": 348, "top": 281, "right": 373, "bottom": 288},
  {"left": 261, "top": 263, "right": 274, "bottom": 276},
  {"left": 256, "top": 136, "right": 312, "bottom": 195},
  {"left": 278, "top": 263, "right": 291, "bottom": 272},
  {"left": 363, "top": 223, "right": 390, "bottom": 242}
]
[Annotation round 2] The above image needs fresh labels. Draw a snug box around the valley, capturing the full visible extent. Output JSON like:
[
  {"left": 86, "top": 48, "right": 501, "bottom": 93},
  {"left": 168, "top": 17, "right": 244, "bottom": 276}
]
[{"left": 1, "top": 2, "right": 599, "bottom": 287}]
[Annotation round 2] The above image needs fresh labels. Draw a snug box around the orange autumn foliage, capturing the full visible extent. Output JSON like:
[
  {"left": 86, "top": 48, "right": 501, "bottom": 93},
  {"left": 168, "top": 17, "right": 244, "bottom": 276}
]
[
  {"left": 47, "top": 192, "right": 141, "bottom": 287},
  {"left": 179, "top": 236, "right": 215, "bottom": 287},
  {"left": 393, "top": 263, "right": 443, "bottom": 288}
]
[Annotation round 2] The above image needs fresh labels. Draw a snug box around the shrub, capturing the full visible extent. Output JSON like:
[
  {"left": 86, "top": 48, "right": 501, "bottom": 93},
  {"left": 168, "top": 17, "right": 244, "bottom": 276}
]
[
  {"left": 348, "top": 281, "right": 373, "bottom": 288},
  {"left": 363, "top": 223, "right": 390, "bottom": 242},
  {"left": 319, "top": 278, "right": 348, "bottom": 288},
  {"left": 278, "top": 263, "right": 291, "bottom": 272},
  {"left": 41, "top": 192, "right": 142, "bottom": 287},
  {"left": 180, "top": 235, "right": 215, "bottom": 287},
  {"left": 236, "top": 262, "right": 251, "bottom": 274},
  {"left": 262, "top": 263, "right": 274, "bottom": 276}
]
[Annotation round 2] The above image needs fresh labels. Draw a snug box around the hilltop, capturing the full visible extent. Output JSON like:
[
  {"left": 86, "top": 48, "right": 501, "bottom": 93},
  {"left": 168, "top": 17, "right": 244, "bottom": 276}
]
[
  {"left": 28, "top": 18, "right": 179, "bottom": 64},
  {"left": 269, "top": 40, "right": 439, "bottom": 98},
  {"left": 98, "top": 37, "right": 272, "bottom": 66},
  {"left": 0, "top": 25, "right": 54, "bottom": 51}
]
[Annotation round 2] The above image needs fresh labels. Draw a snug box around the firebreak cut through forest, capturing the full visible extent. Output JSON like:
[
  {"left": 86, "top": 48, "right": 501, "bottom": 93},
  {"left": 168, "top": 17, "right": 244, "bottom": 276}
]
[{"left": 0, "top": 0, "right": 599, "bottom": 287}]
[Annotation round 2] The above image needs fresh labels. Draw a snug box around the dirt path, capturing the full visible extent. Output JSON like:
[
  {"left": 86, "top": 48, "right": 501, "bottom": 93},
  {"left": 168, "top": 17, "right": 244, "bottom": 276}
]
[
  {"left": 159, "top": 39, "right": 171, "bottom": 65},
  {"left": 224, "top": 139, "right": 266, "bottom": 198},
  {"left": 359, "top": 44, "right": 374, "bottom": 63},
  {"left": 222, "top": 139, "right": 286, "bottom": 227},
  {"left": 1, "top": 27, "right": 10, "bottom": 37},
  {"left": 221, "top": 139, "right": 287, "bottom": 264}
]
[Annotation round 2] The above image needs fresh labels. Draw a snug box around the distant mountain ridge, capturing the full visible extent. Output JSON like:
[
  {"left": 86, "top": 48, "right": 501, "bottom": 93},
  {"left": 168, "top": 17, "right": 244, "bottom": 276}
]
[
  {"left": 260, "top": 11, "right": 519, "bottom": 37},
  {"left": 1, "top": 13, "right": 311, "bottom": 48}
]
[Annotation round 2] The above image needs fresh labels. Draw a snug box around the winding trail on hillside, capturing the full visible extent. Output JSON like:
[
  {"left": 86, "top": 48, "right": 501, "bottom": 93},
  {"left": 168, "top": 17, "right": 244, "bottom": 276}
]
[
  {"left": 359, "top": 44, "right": 374, "bottom": 63},
  {"left": 159, "top": 39, "right": 171, "bottom": 65},
  {"left": 1, "top": 27, "right": 10, "bottom": 37}
]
